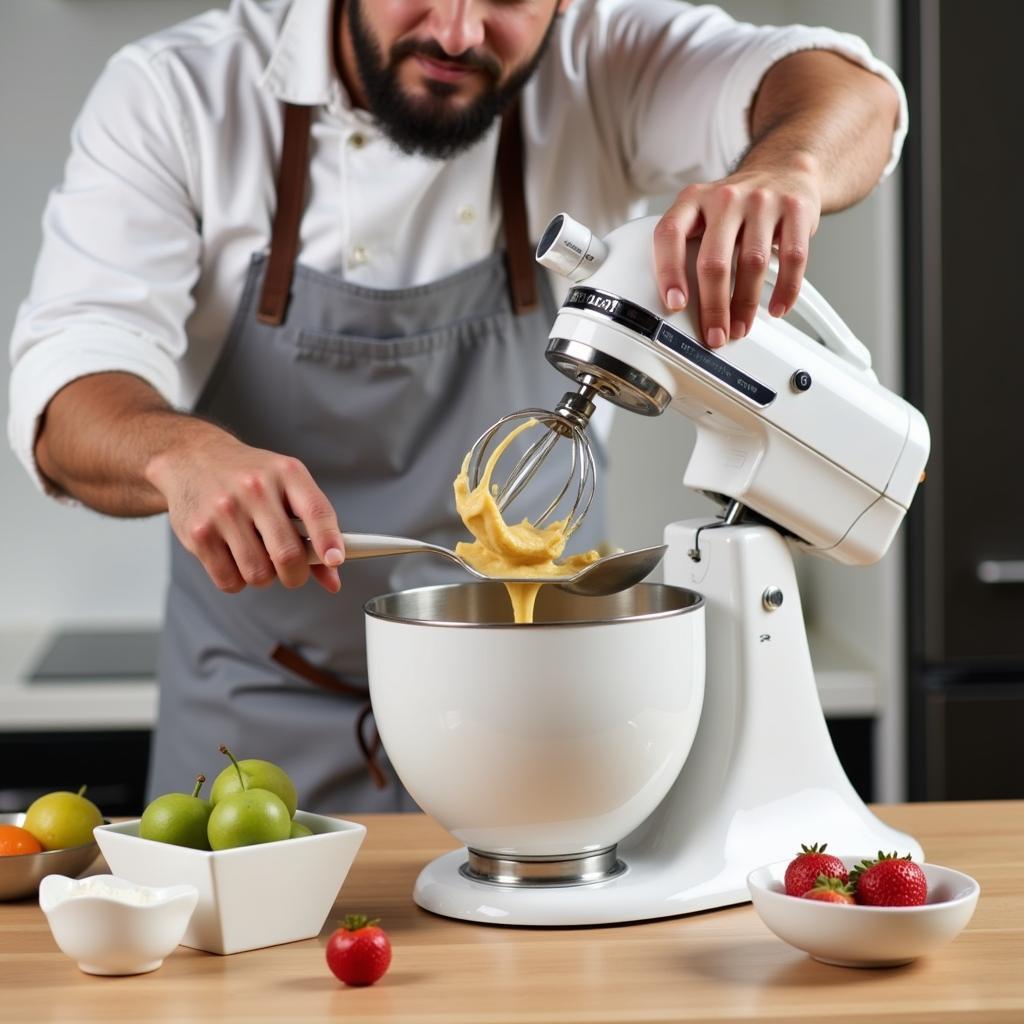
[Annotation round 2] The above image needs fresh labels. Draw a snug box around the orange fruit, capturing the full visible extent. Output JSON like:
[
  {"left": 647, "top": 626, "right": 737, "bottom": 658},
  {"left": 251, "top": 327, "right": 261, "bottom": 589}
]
[{"left": 0, "top": 824, "right": 44, "bottom": 856}]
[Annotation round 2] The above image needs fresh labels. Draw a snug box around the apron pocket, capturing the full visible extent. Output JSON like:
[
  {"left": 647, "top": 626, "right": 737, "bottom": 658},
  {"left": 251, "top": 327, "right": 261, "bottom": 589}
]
[{"left": 288, "top": 310, "right": 513, "bottom": 365}]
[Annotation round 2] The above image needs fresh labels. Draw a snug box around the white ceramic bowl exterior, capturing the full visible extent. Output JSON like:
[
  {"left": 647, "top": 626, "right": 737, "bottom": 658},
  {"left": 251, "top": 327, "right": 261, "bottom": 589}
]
[
  {"left": 747, "top": 856, "right": 980, "bottom": 967},
  {"left": 39, "top": 874, "right": 197, "bottom": 975},
  {"left": 93, "top": 810, "right": 365, "bottom": 955},
  {"left": 366, "top": 583, "right": 705, "bottom": 857}
]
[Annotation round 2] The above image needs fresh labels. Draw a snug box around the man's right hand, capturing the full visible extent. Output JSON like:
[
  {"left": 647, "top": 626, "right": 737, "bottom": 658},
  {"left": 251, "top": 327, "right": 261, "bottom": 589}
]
[
  {"left": 34, "top": 371, "right": 345, "bottom": 594},
  {"left": 146, "top": 432, "right": 345, "bottom": 594}
]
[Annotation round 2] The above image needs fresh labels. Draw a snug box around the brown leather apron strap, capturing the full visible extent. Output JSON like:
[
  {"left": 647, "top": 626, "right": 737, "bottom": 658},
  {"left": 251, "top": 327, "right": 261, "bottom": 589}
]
[
  {"left": 258, "top": 98, "right": 537, "bottom": 326},
  {"left": 497, "top": 97, "right": 539, "bottom": 314},
  {"left": 257, "top": 103, "right": 312, "bottom": 326},
  {"left": 269, "top": 643, "right": 388, "bottom": 789},
  {"left": 354, "top": 703, "right": 388, "bottom": 791}
]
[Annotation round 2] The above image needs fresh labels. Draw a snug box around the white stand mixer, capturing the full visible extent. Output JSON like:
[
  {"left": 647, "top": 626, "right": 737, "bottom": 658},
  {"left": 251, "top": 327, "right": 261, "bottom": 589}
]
[{"left": 394, "top": 214, "right": 931, "bottom": 925}]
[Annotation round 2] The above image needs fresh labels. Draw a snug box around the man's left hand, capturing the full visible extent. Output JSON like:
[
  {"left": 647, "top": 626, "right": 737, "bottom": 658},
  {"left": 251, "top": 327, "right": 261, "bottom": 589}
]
[{"left": 653, "top": 163, "right": 822, "bottom": 348}]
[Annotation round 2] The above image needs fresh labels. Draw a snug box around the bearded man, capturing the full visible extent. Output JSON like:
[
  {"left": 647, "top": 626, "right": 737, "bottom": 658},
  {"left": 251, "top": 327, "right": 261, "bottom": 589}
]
[{"left": 8, "top": 0, "right": 903, "bottom": 810}]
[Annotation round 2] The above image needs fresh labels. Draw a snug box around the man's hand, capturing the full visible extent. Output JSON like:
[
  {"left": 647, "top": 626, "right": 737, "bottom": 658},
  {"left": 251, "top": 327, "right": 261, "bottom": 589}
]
[
  {"left": 654, "top": 49, "right": 901, "bottom": 348},
  {"left": 34, "top": 371, "right": 346, "bottom": 594},
  {"left": 146, "top": 432, "right": 346, "bottom": 594},
  {"left": 654, "top": 161, "right": 822, "bottom": 348}
]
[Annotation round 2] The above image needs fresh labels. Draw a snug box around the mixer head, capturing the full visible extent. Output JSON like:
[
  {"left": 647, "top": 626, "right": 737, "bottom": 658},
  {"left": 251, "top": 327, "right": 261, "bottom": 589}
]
[
  {"left": 530, "top": 212, "right": 931, "bottom": 567},
  {"left": 472, "top": 212, "right": 928, "bottom": 565}
]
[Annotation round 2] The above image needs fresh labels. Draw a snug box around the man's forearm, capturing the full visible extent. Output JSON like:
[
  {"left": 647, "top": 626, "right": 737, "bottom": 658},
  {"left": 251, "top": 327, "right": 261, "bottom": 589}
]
[
  {"left": 34, "top": 371, "right": 227, "bottom": 517},
  {"left": 745, "top": 49, "right": 901, "bottom": 213},
  {"left": 35, "top": 370, "right": 346, "bottom": 593}
]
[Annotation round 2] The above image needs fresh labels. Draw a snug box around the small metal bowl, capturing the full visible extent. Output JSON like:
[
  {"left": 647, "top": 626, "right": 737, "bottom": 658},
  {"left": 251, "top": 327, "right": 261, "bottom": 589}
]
[{"left": 0, "top": 812, "right": 103, "bottom": 901}]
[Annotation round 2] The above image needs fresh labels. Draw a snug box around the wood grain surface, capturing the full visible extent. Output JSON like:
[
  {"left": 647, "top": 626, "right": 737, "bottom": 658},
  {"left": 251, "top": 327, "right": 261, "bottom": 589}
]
[{"left": 2, "top": 802, "right": 1021, "bottom": 1023}]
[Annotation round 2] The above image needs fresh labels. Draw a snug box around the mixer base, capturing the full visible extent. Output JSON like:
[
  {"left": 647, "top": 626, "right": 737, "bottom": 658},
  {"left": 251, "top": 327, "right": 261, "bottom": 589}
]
[
  {"left": 413, "top": 778, "right": 917, "bottom": 926},
  {"left": 412, "top": 519, "right": 923, "bottom": 927},
  {"left": 460, "top": 846, "right": 626, "bottom": 887},
  {"left": 415, "top": 847, "right": 750, "bottom": 926}
]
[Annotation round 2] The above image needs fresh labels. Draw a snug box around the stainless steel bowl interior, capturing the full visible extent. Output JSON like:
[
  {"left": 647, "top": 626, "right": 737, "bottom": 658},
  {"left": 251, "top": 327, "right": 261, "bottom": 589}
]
[
  {"left": 365, "top": 581, "right": 702, "bottom": 628},
  {"left": 0, "top": 812, "right": 102, "bottom": 901}
]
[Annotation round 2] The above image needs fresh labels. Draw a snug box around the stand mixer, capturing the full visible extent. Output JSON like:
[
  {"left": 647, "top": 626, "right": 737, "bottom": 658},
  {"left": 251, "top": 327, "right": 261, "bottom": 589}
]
[{"left": 365, "top": 212, "right": 930, "bottom": 926}]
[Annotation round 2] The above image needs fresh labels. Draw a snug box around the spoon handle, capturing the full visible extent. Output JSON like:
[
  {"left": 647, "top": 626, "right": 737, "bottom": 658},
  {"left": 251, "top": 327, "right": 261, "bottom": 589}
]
[
  {"left": 291, "top": 520, "right": 444, "bottom": 565},
  {"left": 340, "top": 533, "right": 436, "bottom": 559}
]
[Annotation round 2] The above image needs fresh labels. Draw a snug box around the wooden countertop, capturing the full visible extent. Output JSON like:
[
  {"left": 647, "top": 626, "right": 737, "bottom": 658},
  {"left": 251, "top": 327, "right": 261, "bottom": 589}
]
[{"left": 3, "top": 801, "right": 1022, "bottom": 1023}]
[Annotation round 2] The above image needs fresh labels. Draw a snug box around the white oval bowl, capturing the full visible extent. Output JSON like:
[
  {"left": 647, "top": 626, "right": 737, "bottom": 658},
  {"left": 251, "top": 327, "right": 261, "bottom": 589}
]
[
  {"left": 366, "top": 583, "right": 705, "bottom": 858},
  {"left": 39, "top": 874, "right": 198, "bottom": 975},
  {"left": 747, "top": 856, "right": 980, "bottom": 967}
]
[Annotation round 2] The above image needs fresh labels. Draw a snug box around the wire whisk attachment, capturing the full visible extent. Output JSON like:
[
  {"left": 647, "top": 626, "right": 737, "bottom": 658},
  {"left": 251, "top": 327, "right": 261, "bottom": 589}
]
[{"left": 465, "top": 382, "right": 601, "bottom": 539}]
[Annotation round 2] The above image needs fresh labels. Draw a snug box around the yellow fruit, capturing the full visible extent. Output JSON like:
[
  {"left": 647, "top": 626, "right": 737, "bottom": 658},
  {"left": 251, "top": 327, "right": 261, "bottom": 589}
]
[{"left": 23, "top": 787, "right": 103, "bottom": 850}]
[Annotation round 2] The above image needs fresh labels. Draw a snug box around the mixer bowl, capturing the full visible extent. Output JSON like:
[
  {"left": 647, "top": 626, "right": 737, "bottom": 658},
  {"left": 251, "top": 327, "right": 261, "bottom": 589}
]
[{"left": 365, "top": 583, "right": 704, "bottom": 859}]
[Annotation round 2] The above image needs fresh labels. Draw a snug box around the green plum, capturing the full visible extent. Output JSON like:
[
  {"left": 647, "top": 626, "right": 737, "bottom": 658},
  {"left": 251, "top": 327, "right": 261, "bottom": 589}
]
[
  {"left": 207, "top": 790, "right": 290, "bottom": 849},
  {"left": 210, "top": 745, "right": 297, "bottom": 817},
  {"left": 23, "top": 785, "right": 103, "bottom": 851},
  {"left": 140, "top": 774, "right": 212, "bottom": 850},
  {"left": 207, "top": 747, "right": 291, "bottom": 850},
  {"left": 289, "top": 820, "right": 313, "bottom": 839}
]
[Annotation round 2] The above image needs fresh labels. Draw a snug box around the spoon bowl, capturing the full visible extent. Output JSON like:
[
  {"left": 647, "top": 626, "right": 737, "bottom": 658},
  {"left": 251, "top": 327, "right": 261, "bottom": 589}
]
[{"left": 553, "top": 544, "right": 667, "bottom": 596}]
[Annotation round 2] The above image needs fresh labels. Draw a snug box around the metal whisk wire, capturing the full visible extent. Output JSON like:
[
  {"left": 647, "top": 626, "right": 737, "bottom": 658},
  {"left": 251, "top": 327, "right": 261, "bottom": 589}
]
[
  {"left": 467, "top": 411, "right": 595, "bottom": 535},
  {"left": 466, "top": 385, "right": 601, "bottom": 538}
]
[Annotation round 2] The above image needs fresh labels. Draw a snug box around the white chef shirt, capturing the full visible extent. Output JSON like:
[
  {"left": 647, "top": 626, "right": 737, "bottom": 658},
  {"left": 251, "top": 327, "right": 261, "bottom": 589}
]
[{"left": 7, "top": 0, "right": 907, "bottom": 496}]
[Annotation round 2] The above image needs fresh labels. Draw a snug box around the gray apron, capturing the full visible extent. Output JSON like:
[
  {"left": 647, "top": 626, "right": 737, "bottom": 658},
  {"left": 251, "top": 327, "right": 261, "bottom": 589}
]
[{"left": 147, "top": 100, "right": 608, "bottom": 813}]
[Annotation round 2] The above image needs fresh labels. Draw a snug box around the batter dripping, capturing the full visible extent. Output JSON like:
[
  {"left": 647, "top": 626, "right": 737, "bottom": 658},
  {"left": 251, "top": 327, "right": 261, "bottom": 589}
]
[{"left": 454, "top": 419, "right": 601, "bottom": 623}]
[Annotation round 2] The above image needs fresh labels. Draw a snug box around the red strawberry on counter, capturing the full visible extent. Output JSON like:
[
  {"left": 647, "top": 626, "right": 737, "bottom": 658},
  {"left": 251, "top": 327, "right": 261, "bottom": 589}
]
[
  {"left": 850, "top": 851, "right": 928, "bottom": 907},
  {"left": 802, "top": 876, "right": 856, "bottom": 904},
  {"left": 784, "top": 842, "right": 849, "bottom": 897},
  {"left": 325, "top": 915, "right": 392, "bottom": 986}
]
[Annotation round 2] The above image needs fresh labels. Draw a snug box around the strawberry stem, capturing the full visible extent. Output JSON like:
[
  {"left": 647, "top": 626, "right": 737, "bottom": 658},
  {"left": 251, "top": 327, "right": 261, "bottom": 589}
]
[
  {"left": 796, "top": 841, "right": 828, "bottom": 856},
  {"left": 810, "top": 875, "right": 854, "bottom": 895},
  {"left": 849, "top": 850, "right": 914, "bottom": 888},
  {"left": 343, "top": 914, "right": 380, "bottom": 932}
]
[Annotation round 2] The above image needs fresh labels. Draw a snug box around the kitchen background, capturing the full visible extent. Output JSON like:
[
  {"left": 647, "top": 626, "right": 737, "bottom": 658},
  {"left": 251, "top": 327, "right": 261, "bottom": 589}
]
[{"left": 1, "top": 1, "right": 1016, "bottom": 814}]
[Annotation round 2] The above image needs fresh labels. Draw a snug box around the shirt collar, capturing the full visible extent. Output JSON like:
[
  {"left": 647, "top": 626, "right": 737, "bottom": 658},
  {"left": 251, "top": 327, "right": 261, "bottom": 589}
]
[{"left": 259, "top": 0, "right": 340, "bottom": 108}]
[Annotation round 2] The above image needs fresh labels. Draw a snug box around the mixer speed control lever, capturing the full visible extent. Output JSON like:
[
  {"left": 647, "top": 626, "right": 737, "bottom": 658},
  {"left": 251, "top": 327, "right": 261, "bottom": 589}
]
[{"left": 762, "top": 587, "right": 784, "bottom": 611}]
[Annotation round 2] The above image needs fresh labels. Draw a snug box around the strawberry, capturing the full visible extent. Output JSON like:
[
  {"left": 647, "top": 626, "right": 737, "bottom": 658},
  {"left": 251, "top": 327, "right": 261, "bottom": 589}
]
[
  {"left": 784, "top": 842, "right": 849, "bottom": 897},
  {"left": 802, "top": 876, "right": 856, "bottom": 904},
  {"left": 849, "top": 851, "right": 928, "bottom": 907},
  {"left": 325, "top": 914, "right": 392, "bottom": 987}
]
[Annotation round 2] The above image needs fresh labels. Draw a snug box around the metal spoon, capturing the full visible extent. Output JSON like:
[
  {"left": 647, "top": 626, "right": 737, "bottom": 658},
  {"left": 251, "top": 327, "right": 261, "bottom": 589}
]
[{"left": 296, "top": 525, "right": 666, "bottom": 597}]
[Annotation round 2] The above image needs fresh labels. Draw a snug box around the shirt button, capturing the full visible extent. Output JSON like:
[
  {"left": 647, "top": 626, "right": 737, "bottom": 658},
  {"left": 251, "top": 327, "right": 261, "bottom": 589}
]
[
  {"left": 349, "top": 245, "right": 369, "bottom": 267},
  {"left": 348, "top": 132, "right": 366, "bottom": 150},
  {"left": 457, "top": 204, "right": 476, "bottom": 224}
]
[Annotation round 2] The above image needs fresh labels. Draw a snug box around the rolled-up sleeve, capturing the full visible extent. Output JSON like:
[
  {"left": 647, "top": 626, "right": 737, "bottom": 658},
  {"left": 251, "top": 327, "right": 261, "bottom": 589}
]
[
  {"left": 7, "top": 51, "right": 201, "bottom": 497},
  {"left": 586, "top": 1, "right": 907, "bottom": 197}
]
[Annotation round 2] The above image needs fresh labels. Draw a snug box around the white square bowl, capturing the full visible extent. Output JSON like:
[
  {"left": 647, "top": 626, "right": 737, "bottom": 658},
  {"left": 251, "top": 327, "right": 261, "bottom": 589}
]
[{"left": 94, "top": 810, "right": 366, "bottom": 955}]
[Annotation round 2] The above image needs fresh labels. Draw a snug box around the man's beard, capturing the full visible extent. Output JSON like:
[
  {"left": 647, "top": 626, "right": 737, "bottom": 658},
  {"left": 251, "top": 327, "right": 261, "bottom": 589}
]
[{"left": 346, "top": 0, "right": 559, "bottom": 160}]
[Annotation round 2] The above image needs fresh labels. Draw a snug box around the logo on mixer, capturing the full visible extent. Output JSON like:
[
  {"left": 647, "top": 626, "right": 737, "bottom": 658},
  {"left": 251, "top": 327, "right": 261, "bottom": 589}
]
[
  {"left": 585, "top": 293, "right": 617, "bottom": 313},
  {"left": 567, "top": 287, "right": 619, "bottom": 313},
  {"left": 563, "top": 286, "right": 663, "bottom": 337}
]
